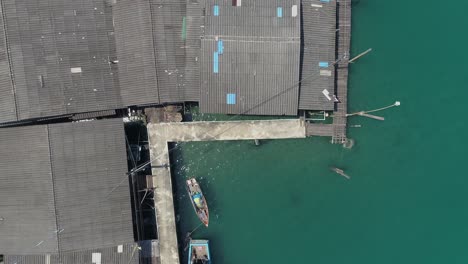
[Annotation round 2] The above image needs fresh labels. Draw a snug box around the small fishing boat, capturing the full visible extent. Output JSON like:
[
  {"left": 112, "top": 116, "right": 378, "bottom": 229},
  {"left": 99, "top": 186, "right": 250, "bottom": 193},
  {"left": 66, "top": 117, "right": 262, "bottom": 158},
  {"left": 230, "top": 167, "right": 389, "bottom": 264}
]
[
  {"left": 188, "top": 239, "right": 211, "bottom": 264},
  {"left": 330, "top": 167, "right": 351, "bottom": 179},
  {"left": 186, "top": 178, "right": 209, "bottom": 227}
]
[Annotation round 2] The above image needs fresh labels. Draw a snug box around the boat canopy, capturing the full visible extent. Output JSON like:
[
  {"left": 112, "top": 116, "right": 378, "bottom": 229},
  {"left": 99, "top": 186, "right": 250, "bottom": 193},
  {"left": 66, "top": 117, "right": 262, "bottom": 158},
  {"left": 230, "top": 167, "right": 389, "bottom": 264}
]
[{"left": 192, "top": 193, "right": 203, "bottom": 207}]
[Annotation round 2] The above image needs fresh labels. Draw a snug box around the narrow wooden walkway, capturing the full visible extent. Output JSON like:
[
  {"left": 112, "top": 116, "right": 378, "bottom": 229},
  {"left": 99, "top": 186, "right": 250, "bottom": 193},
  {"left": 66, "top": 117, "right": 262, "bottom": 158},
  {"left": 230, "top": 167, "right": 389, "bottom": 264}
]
[
  {"left": 306, "top": 123, "right": 334, "bottom": 137},
  {"left": 332, "top": 0, "right": 352, "bottom": 144}
]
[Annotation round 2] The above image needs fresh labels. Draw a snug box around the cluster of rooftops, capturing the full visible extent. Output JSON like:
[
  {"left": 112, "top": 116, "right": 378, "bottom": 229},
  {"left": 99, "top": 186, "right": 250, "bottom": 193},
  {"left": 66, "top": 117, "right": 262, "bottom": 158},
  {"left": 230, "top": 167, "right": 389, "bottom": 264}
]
[
  {"left": 0, "top": 119, "right": 142, "bottom": 263},
  {"left": 0, "top": 0, "right": 336, "bottom": 125},
  {"left": 0, "top": 0, "right": 338, "bottom": 263}
]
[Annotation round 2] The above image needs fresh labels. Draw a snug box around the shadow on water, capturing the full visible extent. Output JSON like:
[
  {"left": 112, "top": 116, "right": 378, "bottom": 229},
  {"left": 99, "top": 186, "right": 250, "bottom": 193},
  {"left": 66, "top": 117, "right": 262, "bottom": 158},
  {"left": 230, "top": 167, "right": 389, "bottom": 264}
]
[
  {"left": 124, "top": 121, "right": 156, "bottom": 243},
  {"left": 288, "top": 189, "right": 304, "bottom": 208},
  {"left": 351, "top": 0, "right": 361, "bottom": 6}
]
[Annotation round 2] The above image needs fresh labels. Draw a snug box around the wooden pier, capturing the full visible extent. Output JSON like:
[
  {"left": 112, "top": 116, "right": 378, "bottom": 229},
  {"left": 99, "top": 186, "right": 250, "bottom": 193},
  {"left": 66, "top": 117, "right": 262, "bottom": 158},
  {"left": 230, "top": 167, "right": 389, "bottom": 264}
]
[
  {"left": 332, "top": 0, "right": 352, "bottom": 144},
  {"left": 306, "top": 123, "right": 334, "bottom": 137}
]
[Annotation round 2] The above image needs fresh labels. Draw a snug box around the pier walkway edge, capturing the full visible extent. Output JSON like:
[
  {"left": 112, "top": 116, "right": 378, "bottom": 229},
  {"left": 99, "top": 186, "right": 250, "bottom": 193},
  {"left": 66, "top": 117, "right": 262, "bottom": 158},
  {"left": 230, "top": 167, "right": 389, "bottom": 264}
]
[{"left": 147, "top": 119, "right": 306, "bottom": 264}]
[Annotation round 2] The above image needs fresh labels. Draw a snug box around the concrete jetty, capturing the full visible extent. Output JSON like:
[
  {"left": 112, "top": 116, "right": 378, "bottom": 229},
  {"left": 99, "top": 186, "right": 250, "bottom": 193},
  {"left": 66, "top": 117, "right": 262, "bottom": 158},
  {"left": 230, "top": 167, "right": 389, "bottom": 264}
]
[{"left": 147, "top": 119, "right": 306, "bottom": 264}]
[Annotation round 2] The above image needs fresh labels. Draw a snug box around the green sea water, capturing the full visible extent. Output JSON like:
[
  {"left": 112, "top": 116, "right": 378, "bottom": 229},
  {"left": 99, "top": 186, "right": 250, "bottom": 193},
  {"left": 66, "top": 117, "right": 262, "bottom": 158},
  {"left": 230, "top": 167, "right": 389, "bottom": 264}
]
[{"left": 172, "top": 1, "right": 468, "bottom": 263}]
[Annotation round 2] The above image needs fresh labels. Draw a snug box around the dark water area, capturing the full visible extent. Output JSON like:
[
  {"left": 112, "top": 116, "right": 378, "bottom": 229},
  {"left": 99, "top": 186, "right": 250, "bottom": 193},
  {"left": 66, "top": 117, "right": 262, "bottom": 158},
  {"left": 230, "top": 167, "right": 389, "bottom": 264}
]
[
  {"left": 125, "top": 122, "right": 156, "bottom": 242},
  {"left": 170, "top": 1, "right": 468, "bottom": 263}
]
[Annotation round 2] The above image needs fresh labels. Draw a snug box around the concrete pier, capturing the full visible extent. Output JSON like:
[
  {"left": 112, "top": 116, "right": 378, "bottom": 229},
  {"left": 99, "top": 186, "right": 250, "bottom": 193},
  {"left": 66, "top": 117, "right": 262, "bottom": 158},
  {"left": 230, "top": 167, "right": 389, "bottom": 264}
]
[{"left": 147, "top": 119, "right": 306, "bottom": 264}]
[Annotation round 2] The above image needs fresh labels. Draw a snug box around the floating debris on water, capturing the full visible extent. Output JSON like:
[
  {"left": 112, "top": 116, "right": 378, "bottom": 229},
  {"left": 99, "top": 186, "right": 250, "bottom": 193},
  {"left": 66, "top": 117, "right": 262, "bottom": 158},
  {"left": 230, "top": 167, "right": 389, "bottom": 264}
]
[{"left": 343, "top": 138, "right": 355, "bottom": 149}]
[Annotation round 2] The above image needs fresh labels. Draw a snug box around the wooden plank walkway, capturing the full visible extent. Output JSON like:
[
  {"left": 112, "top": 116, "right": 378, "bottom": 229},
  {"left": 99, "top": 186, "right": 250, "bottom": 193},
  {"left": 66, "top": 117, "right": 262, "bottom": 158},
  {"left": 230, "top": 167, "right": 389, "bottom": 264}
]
[
  {"left": 306, "top": 123, "right": 334, "bottom": 137},
  {"left": 332, "top": 0, "right": 352, "bottom": 144}
]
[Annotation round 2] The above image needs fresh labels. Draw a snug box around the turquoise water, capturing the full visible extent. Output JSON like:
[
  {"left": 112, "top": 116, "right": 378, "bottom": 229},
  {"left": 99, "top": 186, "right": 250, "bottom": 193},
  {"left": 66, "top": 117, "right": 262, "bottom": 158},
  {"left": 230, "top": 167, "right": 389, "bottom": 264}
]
[{"left": 172, "top": 1, "right": 468, "bottom": 263}]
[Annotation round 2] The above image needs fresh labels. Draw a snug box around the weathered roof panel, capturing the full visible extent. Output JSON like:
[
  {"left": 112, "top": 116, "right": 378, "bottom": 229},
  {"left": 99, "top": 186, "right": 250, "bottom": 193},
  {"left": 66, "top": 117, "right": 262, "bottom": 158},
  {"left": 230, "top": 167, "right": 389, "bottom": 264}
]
[
  {"left": 4, "top": 242, "right": 140, "bottom": 264},
  {"left": 199, "top": 0, "right": 301, "bottom": 116},
  {"left": 150, "top": 0, "right": 188, "bottom": 103},
  {"left": 0, "top": 0, "right": 121, "bottom": 122},
  {"left": 0, "top": 6, "right": 17, "bottom": 122},
  {"left": 0, "top": 119, "right": 134, "bottom": 255},
  {"left": 200, "top": 39, "right": 300, "bottom": 115},
  {"left": 0, "top": 0, "right": 338, "bottom": 119},
  {"left": 48, "top": 119, "right": 134, "bottom": 252},
  {"left": 0, "top": 125, "right": 58, "bottom": 254},
  {"left": 114, "top": 0, "right": 160, "bottom": 106},
  {"left": 114, "top": 0, "right": 199, "bottom": 105},
  {"left": 298, "top": 0, "right": 336, "bottom": 110},
  {"left": 184, "top": 1, "right": 204, "bottom": 102}
]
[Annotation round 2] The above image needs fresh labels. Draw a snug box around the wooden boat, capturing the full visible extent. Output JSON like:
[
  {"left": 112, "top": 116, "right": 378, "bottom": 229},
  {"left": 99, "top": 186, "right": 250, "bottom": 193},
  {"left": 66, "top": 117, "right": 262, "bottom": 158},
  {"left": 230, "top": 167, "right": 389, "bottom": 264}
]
[
  {"left": 186, "top": 178, "right": 209, "bottom": 227},
  {"left": 188, "top": 239, "right": 211, "bottom": 264},
  {"left": 330, "top": 167, "right": 351, "bottom": 179}
]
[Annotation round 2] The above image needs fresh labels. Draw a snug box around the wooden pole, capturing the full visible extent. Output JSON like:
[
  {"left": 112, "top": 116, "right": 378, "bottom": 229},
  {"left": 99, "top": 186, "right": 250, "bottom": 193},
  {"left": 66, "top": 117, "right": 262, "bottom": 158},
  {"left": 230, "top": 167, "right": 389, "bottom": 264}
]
[
  {"left": 349, "top": 48, "right": 372, "bottom": 63},
  {"left": 358, "top": 112, "right": 385, "bottom": 121},
  {"left": 346, "top": 101, "right": 400, "bottom": 119}
]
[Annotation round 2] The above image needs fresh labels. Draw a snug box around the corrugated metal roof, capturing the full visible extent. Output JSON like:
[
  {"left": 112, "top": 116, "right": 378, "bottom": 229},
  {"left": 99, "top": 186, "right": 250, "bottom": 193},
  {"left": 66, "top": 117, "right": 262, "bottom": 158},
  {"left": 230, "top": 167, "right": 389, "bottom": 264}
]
[
  {"left": 48, "top": 119, "right": 134, "bottom": 252},
  {"left": 0, "top": 6, "right": 17, "bottom": 122},
  {"left": 0, "top": 0, "right": 339, "bottom": 119},
  {"left": 114, "top": 0, "right": 160, "bottom": 106},
  {"left": 0, "top": 119, "right": 134, "bottom": 255},
  {"left": 1, "top": 0, "right": 122, "bottom": 122},
  {"left": 150, "top": 0, "right": 188, "bottom": 103},
  {"left": 199, "top": 0, "right": 301, "bottom": 116},
  {"left": 298, "top": 0, "right": 336, "bottom": 110},
  {"left": 0, "top": 0, "right": 201, "bottom": 123},
  {"left": 4, "top": 242, "right": 141, "bottom": 264},
  {"left": 114, "top": 0, "right": 199, "bottom": 105},
  {"left": 0, "top": 125, "right": 58, "bottom": 255},
  {"left": 184, "top": 1, "right": 204, "bottom": 101}
]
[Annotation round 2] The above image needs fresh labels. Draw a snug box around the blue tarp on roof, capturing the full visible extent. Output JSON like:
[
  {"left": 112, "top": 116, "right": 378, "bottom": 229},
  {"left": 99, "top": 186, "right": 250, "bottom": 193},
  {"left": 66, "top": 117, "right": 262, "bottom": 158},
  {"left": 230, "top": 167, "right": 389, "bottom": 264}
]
[
  {"left": 277, "top": 7, "right": 283, "bottom": 18},
  {"left": 218, "top": 40, "right": 224, "bottom": 54},
  {"left": 227, "top": 93, "right": 236, "bottom": 104},
  {"left": 213, "top": 52, "right": 219, "bottom": 73},
  {"left": 319, "top": 61, "right": 329, "bottom": 68}
]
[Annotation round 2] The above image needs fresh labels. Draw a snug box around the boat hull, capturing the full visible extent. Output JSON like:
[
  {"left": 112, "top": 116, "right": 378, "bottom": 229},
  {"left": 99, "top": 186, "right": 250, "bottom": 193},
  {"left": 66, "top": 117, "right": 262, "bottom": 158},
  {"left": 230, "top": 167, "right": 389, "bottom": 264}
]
[
  {"left": 188, "top": 239, "right": 211, "bottom": 264},
  {"left": 186, "top": 178, "right": 209, "bottom": 227}
]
